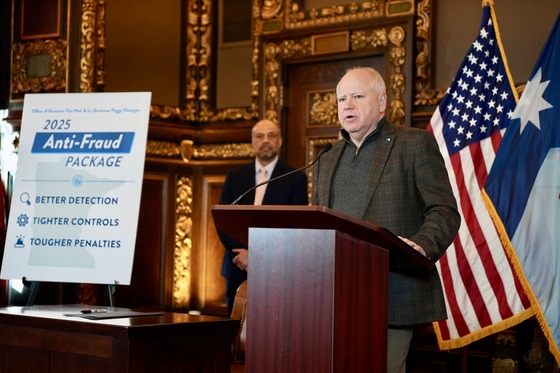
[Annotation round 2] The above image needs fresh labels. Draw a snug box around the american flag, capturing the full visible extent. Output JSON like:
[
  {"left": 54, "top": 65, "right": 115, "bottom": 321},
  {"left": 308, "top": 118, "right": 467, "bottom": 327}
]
[{"left": 427, "top": 4, "right": 534, "bottom": 348}]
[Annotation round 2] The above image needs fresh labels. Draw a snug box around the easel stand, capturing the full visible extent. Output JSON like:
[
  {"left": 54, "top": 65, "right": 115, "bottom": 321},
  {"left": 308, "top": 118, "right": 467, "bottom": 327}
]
[
  {"left": 107, "top": 284, "right": 116, "bottom": 307},
  {"left": 23, "top": 278, "right": 116, "bottom": 307},
  {"left": 24, "top": 279, "right": 40, "bottom": 307}
]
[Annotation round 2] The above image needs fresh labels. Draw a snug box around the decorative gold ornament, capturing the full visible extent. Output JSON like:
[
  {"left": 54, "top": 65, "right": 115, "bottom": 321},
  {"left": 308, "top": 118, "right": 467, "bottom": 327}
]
[
  {"left": 11, "top": 39, "right": 67, "bottom": 95},
  {"left": 173, "top": 176, "right": 193, "bottom": 308},
  {"left": 308, "top": 91, "right": 338, "bottom": 126},
  {"left": 388, "top": 26, "right": 406, "bottom": 125},
  {"left": 263, "top": 25, "right": 407, "bottom": 126},
  {"left": 414, "top": 0, "right": 445, "bottom": 106},
  {"left": 146, "top": 140, "right": 182, "bottom": 158},
  {"left": 193, "top": 143, "right": 254, "bottom": 159},
  {"left": 261, "top": 0, "right": 283, "bottom": 20},
  {"left": 183, "top": 0, "right": 202, "bottom": 121},
  {"left": 351, "top": 29, "right": 388, "bottom": 50},
  {"left": 145, "top": 139, "right": 254, "bottom": 161},
  {"left": 95, "top": 0, "right": 106, "bottom": 90},
  {"left": 126, "top": 0, "right": 440, "bottom": 123},
  {"left": 307, "top": 137, "right": 338, "bottom": 201},
  {"left": 286, "top": 0, "right": 384, "bottom": 29},
  {"left": 181, "top": 140, "right": 194, "bottom": 162},
  {"left": 150, "top": 104, "right": 189, "bottom": 121},
  {"left": 79, "top": 0, "right": 105, "bottom": 93},
  {"left": 74, "top": 0, "right": 445, "bottom": 123}
]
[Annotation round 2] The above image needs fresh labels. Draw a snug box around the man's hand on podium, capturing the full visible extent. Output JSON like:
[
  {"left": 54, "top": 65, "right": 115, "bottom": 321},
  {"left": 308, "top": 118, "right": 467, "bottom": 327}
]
[
  {"left": 398, "top": 236, "right": 427, "bottom": 257},
  {"left": 232, "top": 248, "right": 249, "bottom": 271}
]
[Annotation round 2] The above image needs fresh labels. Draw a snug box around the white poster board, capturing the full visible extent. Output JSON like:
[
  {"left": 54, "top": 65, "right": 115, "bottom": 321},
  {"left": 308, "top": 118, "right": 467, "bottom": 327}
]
[{"left": 0, "top": 92, "right": 151, "bottom": 285}]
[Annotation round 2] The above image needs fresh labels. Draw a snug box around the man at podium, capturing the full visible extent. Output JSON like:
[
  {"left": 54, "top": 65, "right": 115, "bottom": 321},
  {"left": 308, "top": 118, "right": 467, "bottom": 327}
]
[
  {"left": 313, "top": 67, "right": 460, "bottom": 372},
  {"left": 218, "top": 119, "right": 308, "bottom": 315}
]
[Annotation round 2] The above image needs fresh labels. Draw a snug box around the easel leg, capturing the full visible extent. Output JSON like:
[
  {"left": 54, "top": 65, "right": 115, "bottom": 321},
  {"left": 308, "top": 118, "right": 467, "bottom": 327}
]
[
  {"left": 23, "top": 278, "right": 40, "bottom": 307},
  {"left": 107, "top": 284, "right": 116, "bottom": 308}
]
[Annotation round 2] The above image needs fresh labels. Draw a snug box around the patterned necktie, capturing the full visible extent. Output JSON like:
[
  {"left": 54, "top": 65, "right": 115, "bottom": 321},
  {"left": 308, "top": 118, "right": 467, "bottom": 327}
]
[{"left": 253, "top": 167, "right": 268, "bottom": 205}]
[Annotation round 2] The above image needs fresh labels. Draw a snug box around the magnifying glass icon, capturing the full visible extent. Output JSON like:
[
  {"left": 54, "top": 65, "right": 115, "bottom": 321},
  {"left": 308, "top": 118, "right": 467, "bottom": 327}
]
[{"left": 20, "top": 192, "right": 31, "bottom": 206}]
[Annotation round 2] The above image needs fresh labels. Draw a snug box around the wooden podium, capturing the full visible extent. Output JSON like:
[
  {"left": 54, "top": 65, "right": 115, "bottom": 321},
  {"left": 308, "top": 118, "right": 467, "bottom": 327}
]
[{"left": 212, "top": 205, "right": 433, "bottom": 373}]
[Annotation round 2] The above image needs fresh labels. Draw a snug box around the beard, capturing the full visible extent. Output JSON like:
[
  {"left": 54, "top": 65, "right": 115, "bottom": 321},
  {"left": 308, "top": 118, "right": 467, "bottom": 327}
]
[{"left": 256, "top": 145, "right": 277, "bottom": 162}]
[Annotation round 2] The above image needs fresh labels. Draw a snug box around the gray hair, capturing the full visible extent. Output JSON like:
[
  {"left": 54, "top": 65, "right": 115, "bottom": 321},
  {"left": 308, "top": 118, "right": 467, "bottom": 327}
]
[{"left": 342, "top": 67, "right": 386, "bottom": 95}]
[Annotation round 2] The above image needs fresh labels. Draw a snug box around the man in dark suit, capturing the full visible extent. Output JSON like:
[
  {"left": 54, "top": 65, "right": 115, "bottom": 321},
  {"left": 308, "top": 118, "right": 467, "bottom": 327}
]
[
  {"left": 218, "top": 119, "right": 308, "bottom": 315},
  {"left": 313, "top": 67, "right": 460, "bottom": 372}
]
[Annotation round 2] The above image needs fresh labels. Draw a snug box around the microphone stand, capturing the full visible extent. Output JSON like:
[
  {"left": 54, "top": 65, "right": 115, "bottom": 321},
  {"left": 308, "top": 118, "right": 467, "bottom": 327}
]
[{"left": 231, "top": 143, "right": 333, "bottom": 205}]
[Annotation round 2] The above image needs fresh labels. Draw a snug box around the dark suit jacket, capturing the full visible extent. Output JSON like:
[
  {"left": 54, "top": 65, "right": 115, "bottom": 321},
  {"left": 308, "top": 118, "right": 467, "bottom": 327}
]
[
  {"left": 219, "top": 159, "right": 308, "bottom": 281},
  {"left": 313, "top": 119, "right": 460, "bottom": 326}
]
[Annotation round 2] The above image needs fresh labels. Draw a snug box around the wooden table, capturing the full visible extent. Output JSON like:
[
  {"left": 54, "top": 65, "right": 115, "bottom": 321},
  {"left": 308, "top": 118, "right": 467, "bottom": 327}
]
[{"left": 0, "top": 305, "right": 239, "bottom": 372}]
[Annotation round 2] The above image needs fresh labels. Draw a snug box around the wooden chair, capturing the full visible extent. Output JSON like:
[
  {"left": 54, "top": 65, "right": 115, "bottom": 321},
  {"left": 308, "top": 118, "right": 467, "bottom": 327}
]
[{"left": 230, "top": 281, "right": 247, "bottom": 373}]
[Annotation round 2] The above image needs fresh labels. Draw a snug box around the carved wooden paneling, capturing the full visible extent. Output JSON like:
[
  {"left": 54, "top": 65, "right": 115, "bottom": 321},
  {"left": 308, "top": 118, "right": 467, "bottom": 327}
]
[
  {"left": 113, "top": 172, "right": 169, "bottom": 308},
  {"left": 192, "top": 174, "right": 227, "bottom": 316}
]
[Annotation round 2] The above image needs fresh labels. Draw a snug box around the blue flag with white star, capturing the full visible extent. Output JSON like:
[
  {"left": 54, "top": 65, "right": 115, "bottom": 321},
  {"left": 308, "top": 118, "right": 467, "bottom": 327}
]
[{"left": 484, "top": 13, "right": 560, "bottom": 365}]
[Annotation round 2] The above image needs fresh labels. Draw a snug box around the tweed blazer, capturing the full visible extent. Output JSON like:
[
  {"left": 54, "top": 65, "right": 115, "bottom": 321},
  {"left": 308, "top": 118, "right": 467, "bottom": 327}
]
[
  {"left": 219, "top": 159, "right": 308, "bottom": 281},
  {"left": 313, "top": 119, "right": 460, "bottom": 325}
]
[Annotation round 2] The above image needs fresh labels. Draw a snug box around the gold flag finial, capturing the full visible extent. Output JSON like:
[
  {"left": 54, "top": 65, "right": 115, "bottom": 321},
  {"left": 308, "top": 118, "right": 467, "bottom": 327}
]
[{"left": 482, "top": 0, "right": 494, "bottom": 6}]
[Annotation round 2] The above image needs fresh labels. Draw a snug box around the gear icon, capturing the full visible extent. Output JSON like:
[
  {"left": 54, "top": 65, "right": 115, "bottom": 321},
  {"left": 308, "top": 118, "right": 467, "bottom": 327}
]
[{"left": 17, "top": 214, "right": 29, "bottom": 227}]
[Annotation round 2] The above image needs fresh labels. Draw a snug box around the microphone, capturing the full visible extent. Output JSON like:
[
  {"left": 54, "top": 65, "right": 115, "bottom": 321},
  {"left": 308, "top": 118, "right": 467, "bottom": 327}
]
[{"left": 231, "top": 143, "right": 333, "bottom": 205}]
